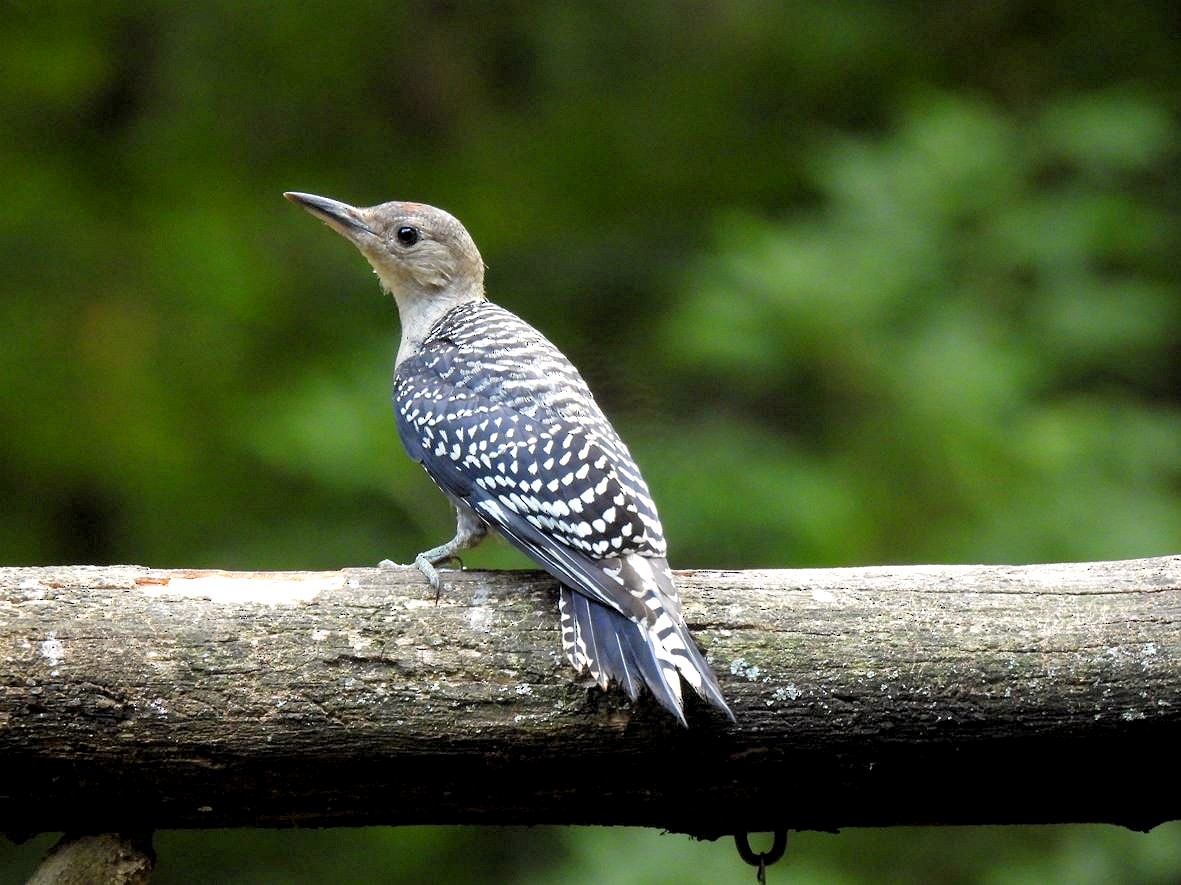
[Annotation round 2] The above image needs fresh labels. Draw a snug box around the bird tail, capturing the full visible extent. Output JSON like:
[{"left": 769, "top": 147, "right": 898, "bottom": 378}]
[{"left": 558, "top": 556, "right": 734, "bottom": 725}]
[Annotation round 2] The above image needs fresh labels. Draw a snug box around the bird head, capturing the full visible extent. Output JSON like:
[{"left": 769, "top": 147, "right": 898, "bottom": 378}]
[{"left": 284, "top": 192, "right": 485, "bottom": 300}]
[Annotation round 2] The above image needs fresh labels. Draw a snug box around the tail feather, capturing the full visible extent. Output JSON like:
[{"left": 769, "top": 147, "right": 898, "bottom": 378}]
[
  {"left": 589, "top": 595, "right": 646, "bottom": 703},
  {"left": 563, "top": 586, "right": 686, "bottom": 723},
  {"left": 560, "top": 587, "right": 602, "bottom": 688},
  {"left": 559, "top": 554, "right": 735, "bottom": 726},
  {"left": 624, "top": 554, "right": 735, "bottom": 722},
  {"left": 674, "top": 629, "right": 733, "bottom": 718},
  {"left": 476, "top": 490, "right": 733, "bottom": 723}
]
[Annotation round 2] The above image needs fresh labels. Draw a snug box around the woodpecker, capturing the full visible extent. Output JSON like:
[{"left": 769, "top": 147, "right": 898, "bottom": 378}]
[{"left": 285, "top": 192, "right": 733, "bottom": 725}]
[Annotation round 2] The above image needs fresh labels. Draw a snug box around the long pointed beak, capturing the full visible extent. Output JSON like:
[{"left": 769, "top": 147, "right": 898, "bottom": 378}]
[{"left": 284, "top": 191, "right": 375, "bottom": 238}]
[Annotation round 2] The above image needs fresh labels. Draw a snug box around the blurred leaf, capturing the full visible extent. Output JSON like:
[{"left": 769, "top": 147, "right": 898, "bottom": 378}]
[{"left": 1040, "top": 90, "right": 1180, "bottom": 175}]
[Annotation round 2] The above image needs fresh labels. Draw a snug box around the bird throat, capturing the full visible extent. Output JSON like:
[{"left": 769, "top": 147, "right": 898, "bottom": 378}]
[{"left": 389, "top": 281, "right": 485, "bottom": 368}]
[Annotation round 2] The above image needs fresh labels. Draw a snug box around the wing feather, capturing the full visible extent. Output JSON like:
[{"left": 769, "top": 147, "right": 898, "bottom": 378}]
[{"left": 393, "top": 305, "right": 732, "bottom": 722}]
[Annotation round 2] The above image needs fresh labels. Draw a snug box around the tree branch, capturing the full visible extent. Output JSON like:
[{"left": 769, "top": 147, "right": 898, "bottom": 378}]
[
  {"left": 25, "top": 833, "right": 153, "bottom": 885},
  {"left": 2, "top": 558, "right": 1178, "bottom": 837}
]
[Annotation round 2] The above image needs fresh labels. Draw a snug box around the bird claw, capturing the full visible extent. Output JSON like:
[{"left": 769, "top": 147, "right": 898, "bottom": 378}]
[
  {"left": 414, "top": 553, "right": 466, "bottom": 603},
  {"left": 377, "top": 559, "right": 403, "bottom": 569}
]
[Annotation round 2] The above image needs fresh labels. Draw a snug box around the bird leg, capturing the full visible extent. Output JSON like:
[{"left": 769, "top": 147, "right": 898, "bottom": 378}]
[{"left": 414, "top": 505, "right": 487, "bottom": 598}]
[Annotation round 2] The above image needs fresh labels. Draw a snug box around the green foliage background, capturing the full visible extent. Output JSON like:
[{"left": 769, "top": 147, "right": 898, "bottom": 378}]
[{"left": 2, "top": 2, "right": 1179, "bottom": 882}]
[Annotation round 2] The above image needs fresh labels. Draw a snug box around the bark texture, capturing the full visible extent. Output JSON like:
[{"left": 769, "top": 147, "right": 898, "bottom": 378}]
[
  {"left": 1, "top": 558, "right": 1178, "bottom": 837},
  {"left": 25, "top": 833, "right": 154, "bottom": 885}
]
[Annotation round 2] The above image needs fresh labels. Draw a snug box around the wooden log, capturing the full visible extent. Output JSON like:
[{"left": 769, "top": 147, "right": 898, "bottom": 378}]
[
  {"left": 1, "top": 558, "right": 1178, "bottom": 838},
  {"left": 25, "top": 833, "right": 153, "bottom": 885}
]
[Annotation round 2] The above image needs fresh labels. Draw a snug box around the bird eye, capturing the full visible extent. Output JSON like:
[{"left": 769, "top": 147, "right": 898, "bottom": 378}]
[{"left": 396, "top": 226, "right": 420, "bottom": 246}]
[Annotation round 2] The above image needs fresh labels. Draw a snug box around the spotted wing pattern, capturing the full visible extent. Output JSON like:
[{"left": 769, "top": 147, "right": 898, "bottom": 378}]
[{"left": 394, "top": 301, "right": 732, "bottom": 723}]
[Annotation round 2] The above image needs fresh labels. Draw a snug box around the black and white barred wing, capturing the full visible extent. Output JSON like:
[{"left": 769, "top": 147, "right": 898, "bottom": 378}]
[{"left": 394, "top": 348, "right": 732, "bottom": 723}]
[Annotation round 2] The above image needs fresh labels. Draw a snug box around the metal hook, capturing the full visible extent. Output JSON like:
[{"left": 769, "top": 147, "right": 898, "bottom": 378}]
[{"left": 735, "top": 830, "right": 788, "bottom": 884}]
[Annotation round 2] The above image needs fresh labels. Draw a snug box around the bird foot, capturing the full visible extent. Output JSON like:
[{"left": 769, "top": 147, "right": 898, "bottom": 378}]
[{"left": 414, "top": 553, "right": 464, "bottom": 603}]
